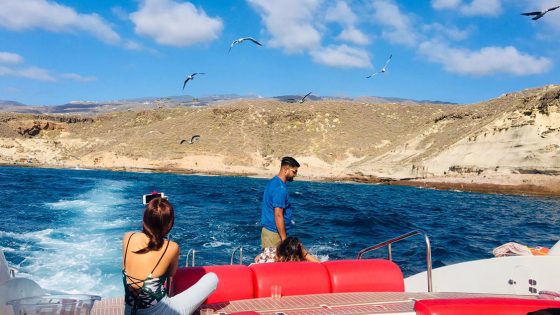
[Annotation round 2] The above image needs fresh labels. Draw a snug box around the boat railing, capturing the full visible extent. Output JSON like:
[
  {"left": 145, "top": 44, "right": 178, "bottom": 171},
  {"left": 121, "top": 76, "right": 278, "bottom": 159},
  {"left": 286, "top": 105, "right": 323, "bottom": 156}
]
[
  {"left": 230, "top": 246, "right": 244, "bottom": 265},
  {"left": 185, "top": 249, "right": 196, "bottom": 267},
  {"left": 9, "top": 267, "right": 17, "bottom": 278},
  {"left": 357, "top": 230, "right": 433, "bottom": 292}
]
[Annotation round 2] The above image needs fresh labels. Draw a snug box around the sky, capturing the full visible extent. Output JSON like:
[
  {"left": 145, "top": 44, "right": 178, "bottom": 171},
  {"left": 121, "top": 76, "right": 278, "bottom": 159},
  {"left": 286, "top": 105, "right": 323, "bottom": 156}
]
[{"left": 0, "top": 0, "right": 559, "bottom": 105}]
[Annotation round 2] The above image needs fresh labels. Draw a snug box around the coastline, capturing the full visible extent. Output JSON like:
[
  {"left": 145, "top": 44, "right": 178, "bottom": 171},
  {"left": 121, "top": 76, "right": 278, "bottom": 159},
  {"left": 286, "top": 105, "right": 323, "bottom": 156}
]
[
  {"left": 3, "top": 161, "right": 559, "bottom": 197},
  {"left": 1, "top": 88, "right": 559, "bottom": 198}
]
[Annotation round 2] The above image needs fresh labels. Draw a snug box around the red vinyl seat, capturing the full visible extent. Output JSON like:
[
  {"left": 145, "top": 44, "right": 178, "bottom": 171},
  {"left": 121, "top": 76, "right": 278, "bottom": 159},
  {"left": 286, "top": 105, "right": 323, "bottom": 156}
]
[
  {"left": 172, "top": 259, "right": 405, "bottom": 303},
  {"left": 172, "top": 265, "right": 253, "bottom": 304},
  {"left": 249, "top": 262, "right": 332, "bottom": 298},
  {"left": 323, "top": 259, "right": 405, "bottom": 293}
]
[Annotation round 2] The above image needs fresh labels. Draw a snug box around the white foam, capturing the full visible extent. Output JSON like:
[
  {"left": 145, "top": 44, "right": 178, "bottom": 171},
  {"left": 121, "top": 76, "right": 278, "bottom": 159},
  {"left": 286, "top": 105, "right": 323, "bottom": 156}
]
[
  {"left": 6, "top": 178, "right": 134, "bottom": 297},
  {"left": 203, "top": 241, "right": 232, "bottom": 248},
  {"left": 0, "top": 246, "right": 15, "bottom": 253}
]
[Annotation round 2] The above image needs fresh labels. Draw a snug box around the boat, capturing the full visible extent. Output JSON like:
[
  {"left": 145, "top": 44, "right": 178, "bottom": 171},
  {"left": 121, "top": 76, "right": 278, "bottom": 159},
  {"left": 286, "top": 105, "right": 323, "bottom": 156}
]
[{"left": 3, "top": 230, "right": 560, "bottom": 314}]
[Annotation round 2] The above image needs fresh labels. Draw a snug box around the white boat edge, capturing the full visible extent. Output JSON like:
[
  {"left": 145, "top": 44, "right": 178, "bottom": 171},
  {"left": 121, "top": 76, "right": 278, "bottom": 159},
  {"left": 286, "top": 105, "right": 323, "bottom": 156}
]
[{"left": 404, "top": 255, "right": 560, "bottom": 295}]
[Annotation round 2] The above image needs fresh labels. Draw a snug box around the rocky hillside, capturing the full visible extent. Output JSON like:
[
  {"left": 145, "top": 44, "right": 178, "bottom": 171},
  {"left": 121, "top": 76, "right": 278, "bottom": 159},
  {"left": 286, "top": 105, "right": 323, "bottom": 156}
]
[{"left": 0, "top": 85, "right": 558, "bottom": 182}]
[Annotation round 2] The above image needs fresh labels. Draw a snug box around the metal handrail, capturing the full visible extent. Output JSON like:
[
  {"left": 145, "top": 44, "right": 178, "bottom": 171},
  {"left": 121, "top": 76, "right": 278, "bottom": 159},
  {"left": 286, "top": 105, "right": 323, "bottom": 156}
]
[
  {"left": 9, "top": 267, "right": 17, "bottom": 278},
  {"left": 230, "top": 247, "right": 244, "bottom": 265},
  {"left": 185, "top": 249, "right": 196, "bottom": 267},
  {"left": 357, "top": 230, "right": 433, "bottom": 292}
]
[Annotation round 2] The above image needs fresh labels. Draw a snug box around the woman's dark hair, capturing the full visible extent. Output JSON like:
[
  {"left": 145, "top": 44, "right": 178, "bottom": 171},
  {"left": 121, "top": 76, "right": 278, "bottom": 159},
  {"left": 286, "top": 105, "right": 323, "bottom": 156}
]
[
  {"left": 276, "top": 236, "right": 306, "bottom": 262},
  {"left": 134, "top": 198, "right": 174, "bottom": 254}
]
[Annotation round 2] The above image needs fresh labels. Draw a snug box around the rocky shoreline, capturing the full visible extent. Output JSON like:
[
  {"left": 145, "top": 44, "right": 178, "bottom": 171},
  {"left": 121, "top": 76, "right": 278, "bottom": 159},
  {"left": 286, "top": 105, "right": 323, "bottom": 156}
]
[{"left": 4, "top": 161, "right": 558, "bottom": 197}]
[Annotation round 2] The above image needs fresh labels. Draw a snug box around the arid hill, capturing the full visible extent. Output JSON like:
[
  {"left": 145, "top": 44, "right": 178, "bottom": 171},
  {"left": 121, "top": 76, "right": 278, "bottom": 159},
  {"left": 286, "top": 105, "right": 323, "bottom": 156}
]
[{"left": 0, "top": 85, "right": 559, "bottom": 195}]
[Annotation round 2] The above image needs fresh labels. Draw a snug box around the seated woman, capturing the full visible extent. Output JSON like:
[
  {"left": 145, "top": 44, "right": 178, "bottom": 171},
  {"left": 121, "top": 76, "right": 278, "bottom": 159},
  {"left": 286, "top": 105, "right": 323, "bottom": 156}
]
[
  {"left": 254, "top": 236, "right": 320, "bottom": 263},
  {"left": 122, "top": 198, "right": 218, "bottom": 315}
]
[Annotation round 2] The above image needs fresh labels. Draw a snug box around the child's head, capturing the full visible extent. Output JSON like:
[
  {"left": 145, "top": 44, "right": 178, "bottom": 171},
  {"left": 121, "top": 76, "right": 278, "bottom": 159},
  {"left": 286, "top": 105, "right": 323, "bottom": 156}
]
[{"left": 276, "top": 236, "right": 305, "bottom": 262}]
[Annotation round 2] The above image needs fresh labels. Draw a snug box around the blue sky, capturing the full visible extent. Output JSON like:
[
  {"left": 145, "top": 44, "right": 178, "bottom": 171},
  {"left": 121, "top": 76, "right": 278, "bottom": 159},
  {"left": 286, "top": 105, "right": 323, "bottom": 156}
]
[{"left": 0, "top": 0, "right": 559, "bottom": 105}]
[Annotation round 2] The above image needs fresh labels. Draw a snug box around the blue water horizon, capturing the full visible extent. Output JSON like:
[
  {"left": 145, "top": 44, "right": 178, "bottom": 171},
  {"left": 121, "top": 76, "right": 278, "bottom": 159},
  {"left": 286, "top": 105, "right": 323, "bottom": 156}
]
[{"left": 1, "top": 166, "right": 559, "bottom": 297}]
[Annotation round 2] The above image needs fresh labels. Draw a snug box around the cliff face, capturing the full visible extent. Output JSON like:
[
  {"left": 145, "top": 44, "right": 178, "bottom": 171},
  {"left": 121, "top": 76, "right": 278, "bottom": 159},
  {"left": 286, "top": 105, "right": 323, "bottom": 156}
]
[
  {"left": 354, "top": 85, "right": 560, "bottom": 178},
  {"left": 0, "top": 85, "right": 558, "bottom": 181}
]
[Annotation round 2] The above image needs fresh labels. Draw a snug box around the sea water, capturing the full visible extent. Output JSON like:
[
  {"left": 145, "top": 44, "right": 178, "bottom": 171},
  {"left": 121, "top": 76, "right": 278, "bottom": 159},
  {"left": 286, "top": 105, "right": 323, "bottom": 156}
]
[{"left": 1, "top": 166, "right": 559, "bottom": 297}]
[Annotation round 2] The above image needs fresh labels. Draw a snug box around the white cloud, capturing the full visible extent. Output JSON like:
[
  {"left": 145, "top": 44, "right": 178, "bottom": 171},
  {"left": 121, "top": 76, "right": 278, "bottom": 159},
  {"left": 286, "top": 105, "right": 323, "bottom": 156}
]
[
  {"left": 423, "top": 23, "right": 473, "bottom": 41},
  {"left": 111, "top": 6, "right": 129, "bottom": 21},
  {"left": 418, "top": 40, "right": 552, "bottom": 76},
  {"left": 324, "top": 1, "right": 370, "bottom": 45},
  {"left": 338, "top": 26, "right": 370, "bottom": 45},
  {"left": 0, "top": 0, "right": 121, "bottom": 44},
  {"left": 61, "top": 73, "right": 97, "bottom": 82},
  {"left": 247, "top": 0, "right": 322, "bottom": 53},
  {"left": 311, "top": 44, "right": 371, "bottom": 68},
  {"left": 460, "top": 0, "right": 502, "bottom": 16},
  {"left": 431, "top": 0, "right": 461, "bottom": 10},
  {"left": 130, "top": 0, "right": 223, "bottom": 47},
  {"left": 325, "top": 1, "right": 357, "bottom": 25},
  {"left": 19, "top": 67, "right": 56, "bottom": 81},
  {"left": 431, "top": 0, "right": 503, "bottom": 17},
  {"left": 0, "top": 52, "right": 24, "bottom": 64},
  {"left": 0, "top": 52, "right": 95, "bottom": 82},
  {"left": 371, "top": 0, "right": 418, "bottom": 47},
  {"left": 0, "top": 65, "right": 56, "bottom": 82}
]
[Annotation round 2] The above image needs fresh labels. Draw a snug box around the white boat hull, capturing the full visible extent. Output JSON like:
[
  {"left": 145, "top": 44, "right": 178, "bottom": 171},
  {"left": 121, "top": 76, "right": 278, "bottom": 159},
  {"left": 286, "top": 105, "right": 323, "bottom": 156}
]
[{"left": 405, "top": 255, "right": 560, "bottom": 294}]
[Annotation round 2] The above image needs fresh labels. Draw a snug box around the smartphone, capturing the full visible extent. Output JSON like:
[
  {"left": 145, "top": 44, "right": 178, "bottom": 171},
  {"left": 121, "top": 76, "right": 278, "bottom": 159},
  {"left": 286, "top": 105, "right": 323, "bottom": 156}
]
[{"left": 142, "top": 192, "right": 166, "bottom": 205}]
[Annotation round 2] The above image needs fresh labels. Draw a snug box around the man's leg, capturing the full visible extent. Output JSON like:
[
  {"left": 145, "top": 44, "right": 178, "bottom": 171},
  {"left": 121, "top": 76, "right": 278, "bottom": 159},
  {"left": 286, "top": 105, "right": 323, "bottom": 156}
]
[{"left": 261, "top": 227, "right": 281, "bottom": 249}]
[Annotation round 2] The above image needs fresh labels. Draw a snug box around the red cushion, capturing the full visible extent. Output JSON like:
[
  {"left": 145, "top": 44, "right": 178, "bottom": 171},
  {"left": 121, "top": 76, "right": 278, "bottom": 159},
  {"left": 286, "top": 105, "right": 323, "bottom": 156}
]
[
  {"left": 414, "top": 298, "right": 560, "bottom": 315},
  {"left": 172, "top": 265, "right": 253, "bottom": 304},
  {"left": 250, "top": 262, "right": 331, "bottom": 298},
  {"left": 323, "top": 259, "right": 404, "bottom": 293}
]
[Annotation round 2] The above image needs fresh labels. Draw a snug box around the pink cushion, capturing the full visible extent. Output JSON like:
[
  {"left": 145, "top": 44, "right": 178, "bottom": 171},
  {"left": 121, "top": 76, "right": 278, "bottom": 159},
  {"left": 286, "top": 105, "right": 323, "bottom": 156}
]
[
  {"left": 323, "top": 259, "right": 404, "bottom": 293},
  {"left": 172, "top": 265, "right": 253, "bottom": 304},
  {"left": 414, "top": 298, "right": 560, "bottom": 315},
  {"left": 250, "top": 262, "right": 331, "bottom": 298}
]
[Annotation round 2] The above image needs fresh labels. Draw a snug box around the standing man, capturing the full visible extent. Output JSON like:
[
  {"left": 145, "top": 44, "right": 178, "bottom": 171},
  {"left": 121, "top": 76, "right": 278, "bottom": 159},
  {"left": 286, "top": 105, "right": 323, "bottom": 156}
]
[{"left": 260, "top": 156, "right": 300, "bottom": 249}]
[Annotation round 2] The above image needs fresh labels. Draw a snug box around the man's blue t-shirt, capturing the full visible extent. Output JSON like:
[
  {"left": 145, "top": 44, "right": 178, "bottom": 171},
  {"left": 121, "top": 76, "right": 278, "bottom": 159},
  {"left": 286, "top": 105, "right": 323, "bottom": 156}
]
[{"left": 260, "top": 176, "right": 292, "bottom": 233}]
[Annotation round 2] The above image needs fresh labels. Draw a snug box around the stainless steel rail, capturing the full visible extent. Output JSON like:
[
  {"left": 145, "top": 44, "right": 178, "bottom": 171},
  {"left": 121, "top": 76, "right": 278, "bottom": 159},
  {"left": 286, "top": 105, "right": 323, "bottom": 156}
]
[
  {"left": 185, "top": 249, "right": 196, "bottom": 267},
  {"left": 230, "top": 247, "right": 244, "bottom": 265},
  {"left": 357, "top": 230, "right": 433, "bottom": 292}
]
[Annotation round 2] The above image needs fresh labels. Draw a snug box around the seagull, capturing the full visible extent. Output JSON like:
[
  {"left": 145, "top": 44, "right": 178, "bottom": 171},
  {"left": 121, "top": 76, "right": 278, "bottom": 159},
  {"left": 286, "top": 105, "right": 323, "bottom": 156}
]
[
  {"left": 285, "top": 92, "right": 311, "bottom": 104},
  {"left": 521, "top": 6, "right": 560, "bottom": 20},
  {"left": 366, "top": 54, "right": 392, "bottom": 78},
  {"left": 287, "top": 92, "right": 312, "bottom": 104},
  {"left": 228, "top": 37, "right": 262, "bottom": 53},
  {"left": 182, "top": 73, "right": 205, "bottom": 90},
  {"left": 298, "top": 92, "right": 313, "bottom": 103},
  {"left": 180, "top": 135, "right": 200, "bottom": 145}
]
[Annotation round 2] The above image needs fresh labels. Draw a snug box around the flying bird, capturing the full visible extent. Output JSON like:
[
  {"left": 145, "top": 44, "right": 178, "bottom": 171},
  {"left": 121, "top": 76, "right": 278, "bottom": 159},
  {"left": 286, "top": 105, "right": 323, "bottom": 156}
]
[
  {"left": 228, "top": 37, "right": 262, "bottom": 53},
  {"left": 366, "top": 54, "right": 392, "bottom": 78},
  {"left": 287, "top": 92, "right": 313, "bottom": 104},
  {"left": 180, "top": 135, "right": 200, "bottom": 145},
  {"left": 182, "top": 73, "right": 205, "bottom": 90},
  {"left": 521, "top": 6, "right": 560, "bottom": 20}
]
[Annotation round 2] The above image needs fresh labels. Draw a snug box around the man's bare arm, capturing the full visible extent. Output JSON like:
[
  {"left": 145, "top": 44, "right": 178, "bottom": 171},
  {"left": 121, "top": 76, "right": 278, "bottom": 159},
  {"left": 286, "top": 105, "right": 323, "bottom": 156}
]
[{"left": 274, "top": 207, "right": 287, "bottom": 240}]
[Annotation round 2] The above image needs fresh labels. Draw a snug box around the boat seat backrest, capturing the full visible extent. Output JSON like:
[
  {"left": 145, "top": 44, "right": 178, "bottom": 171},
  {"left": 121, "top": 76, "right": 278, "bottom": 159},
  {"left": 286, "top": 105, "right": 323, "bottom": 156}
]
[
  {"left": 172, "top": 259, "right": 405, "bottom": 303},
  {"left": 172, "top": 265, "right": 254, "bottom": 304},
  {"left": 323, "top": 259, "right": 405, "bottom": 293},
  {"left": 250, "top": 262, "right": 332, "bottom": 298},
  {"left": 414, "top": 297, "right": 560, "bottom": 315}
]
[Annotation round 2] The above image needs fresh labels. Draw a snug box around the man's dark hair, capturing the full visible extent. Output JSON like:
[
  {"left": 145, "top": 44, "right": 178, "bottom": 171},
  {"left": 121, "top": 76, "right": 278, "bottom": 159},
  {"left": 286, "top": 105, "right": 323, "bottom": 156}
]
[{"left": 281, "top": 156, "right": 300, "bottom": 168}]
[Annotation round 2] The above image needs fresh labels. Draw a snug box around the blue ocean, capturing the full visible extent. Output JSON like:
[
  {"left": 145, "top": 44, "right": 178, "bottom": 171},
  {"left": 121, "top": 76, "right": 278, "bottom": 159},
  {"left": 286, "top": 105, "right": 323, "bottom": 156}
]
[{"left": 1, "top": 166, "right": 559, "bottom": 298}]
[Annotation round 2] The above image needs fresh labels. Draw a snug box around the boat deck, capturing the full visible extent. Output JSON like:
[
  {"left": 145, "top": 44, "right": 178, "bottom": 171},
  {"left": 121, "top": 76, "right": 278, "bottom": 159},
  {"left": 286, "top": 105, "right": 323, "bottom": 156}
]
[{"left": 91, "top": 291, "right": 537, "bottom": 315}]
